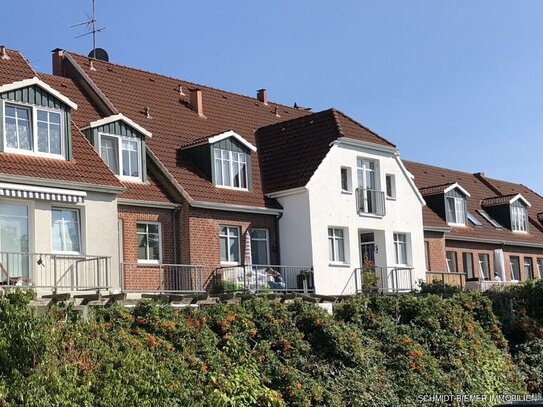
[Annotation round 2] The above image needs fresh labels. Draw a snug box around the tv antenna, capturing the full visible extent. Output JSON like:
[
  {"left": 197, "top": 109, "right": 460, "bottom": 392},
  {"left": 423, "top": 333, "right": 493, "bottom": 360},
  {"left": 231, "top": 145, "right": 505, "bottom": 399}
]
[{"left": 69, "top": 0, "right": 106, "bottom": 58}]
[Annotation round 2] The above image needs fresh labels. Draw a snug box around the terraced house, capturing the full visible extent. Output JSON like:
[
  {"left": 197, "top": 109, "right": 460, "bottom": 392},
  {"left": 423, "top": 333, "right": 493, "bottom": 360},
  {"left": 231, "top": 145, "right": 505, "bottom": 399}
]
[{"left": 405, "top": 161, "right": 543, "bottom": 290}]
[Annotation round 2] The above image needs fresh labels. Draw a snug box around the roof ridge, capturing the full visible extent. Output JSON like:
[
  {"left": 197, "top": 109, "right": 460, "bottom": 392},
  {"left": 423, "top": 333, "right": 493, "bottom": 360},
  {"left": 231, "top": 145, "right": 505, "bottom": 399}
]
[
  {"left": 332, "top": 107, "right": 395, "bottom": 148},
  {"left": 3, "top": 48, "right": 38, "bottom": 76},
  {"left": 256, "top": 108, "right": 334, "bottom": 132},
  {"left": 65, "top": 51, "right": 304, "bottom": 113},
  {"left": 330, "top": 108, "right": 346, "bottom": 138},
  {"left": 484, "top": 175, "right": 543, "bottom": 201}
]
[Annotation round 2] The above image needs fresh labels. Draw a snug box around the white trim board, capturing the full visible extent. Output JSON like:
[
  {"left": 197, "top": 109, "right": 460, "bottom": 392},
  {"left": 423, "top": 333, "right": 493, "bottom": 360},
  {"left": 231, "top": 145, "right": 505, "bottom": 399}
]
[
  {"left": 81, "top": 113, "right": 152, "bottom": 138},
  {"left": 0, "top": 77, "right": 78, "bottom": 110}
]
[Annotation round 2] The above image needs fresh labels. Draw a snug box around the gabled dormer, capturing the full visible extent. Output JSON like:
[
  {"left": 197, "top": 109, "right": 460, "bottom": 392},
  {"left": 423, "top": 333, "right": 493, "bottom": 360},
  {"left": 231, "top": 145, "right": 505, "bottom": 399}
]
[
  {"left": 180, "top": 130, "right": 256, "bottom": 191},
  {"left": 0, "top": 77, "right": 78, "bottom": 160},
  {"left": 481, "top": 194, "right": 531, "bottom": 233},
  {"left": 420, "top": 182, "right": 470, "bottom": 227},
  {"left": 80, "top": 114, "right": 152, "bottom": 183}
]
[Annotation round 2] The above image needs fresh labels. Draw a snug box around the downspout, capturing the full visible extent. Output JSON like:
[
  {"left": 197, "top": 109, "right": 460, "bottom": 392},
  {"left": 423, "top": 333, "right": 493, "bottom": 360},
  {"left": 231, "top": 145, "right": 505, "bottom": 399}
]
[
  {"left": 275, "top": 212, "right": 283, "bottom": 265},
  {"left": 172, "top": 204, "right": 181, "bottom": 264}
]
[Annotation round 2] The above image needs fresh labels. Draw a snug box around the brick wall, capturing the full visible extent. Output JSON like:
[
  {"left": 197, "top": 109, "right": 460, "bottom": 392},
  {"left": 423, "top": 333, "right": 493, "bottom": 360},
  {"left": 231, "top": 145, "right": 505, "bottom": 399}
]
[
  {"left": 424, "top": 231, "right": 447, "bottom": 272},
  {"left": 118, "top": 205, "right": 175, "bottom": 291}
]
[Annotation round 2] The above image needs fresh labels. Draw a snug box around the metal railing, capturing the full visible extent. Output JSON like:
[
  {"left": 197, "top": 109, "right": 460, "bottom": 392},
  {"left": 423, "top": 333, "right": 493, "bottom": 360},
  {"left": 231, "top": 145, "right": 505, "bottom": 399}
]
[
  {"left": 0, "top": 251, "right": 110, "bottom": 293},
  {"left": 216, "top": 265, "right": 314, "bottom": 294},
  {"left": 356, "top": 188, "right": 386, "bottom": 216},
  {"left": 426, "top": 271, "right": 467, "bottom": 290},
  {"left": 354, "top": 266, "right": 414, "bottom": 294},
  {"left": 121, "top": 262, "right": 205, "bottom": 293},
  {"left": 466, "top": 280, "right": 518, "bottom": 292}
]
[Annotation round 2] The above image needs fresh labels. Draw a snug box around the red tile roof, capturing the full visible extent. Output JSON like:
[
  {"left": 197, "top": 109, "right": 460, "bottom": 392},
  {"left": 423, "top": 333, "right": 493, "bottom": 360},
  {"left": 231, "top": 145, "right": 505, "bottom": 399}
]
[
  {"left": 0, "top": 54, "right": 122, "bottom": 190},
  {"left": 404, "top": 160, "right": 543, "bottom": 246},
  {"left": 255, "top": 108, "right": 395, "bottom": 194},
  {"left": 64, "top": 52, "right": 312, "bottom": 208},
  {"left": 419, "top": 183, "right": 456, "bottom": 197},
  {"left": 481, "top": 194, "right": 521, "bottom": 207}
]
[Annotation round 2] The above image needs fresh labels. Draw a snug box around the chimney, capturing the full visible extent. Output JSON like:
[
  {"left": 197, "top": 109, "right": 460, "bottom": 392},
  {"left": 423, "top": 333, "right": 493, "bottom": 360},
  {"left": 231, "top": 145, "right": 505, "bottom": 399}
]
[
  {"left": 474, "top": 172, "right": 485, "bottom": 178},
  {"left": 274, "top": 106, "right": 280, "bottom": 117},
  {"left": 51, "top": 48, "right": 63, "bottom": 75},
  {"left": 257, "top": 89, "right": 268, "bottom": 105},
  {"left": 0, "top": 45, "right": 9, "bottom": 60},
  {"left": 190, "top": 89, "right": 205, "bottom": 117}
]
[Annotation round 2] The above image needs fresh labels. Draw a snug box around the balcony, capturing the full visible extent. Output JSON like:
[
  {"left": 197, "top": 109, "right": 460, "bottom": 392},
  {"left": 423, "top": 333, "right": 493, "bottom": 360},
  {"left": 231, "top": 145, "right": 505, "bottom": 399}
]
[
  {"left": 214, "top": 265, "right": 314, "bottom": 294},
  {"left": 426, "top": 271, "right": 467, "bottom": 290},
  {"left": 465, "top": 280, "right": 518, "bottom": 292},
  {"left": 121, "top": 263, "right": 205, "bottom": 294},
  {"left": 0, "top": 252, "right": 110, "bottom": 293},
  {"left": 357, "top": 188, "right": 386, "bottom": 216},
  {"left": 354, "top": 266, "right": 414, "bottom": 294}
]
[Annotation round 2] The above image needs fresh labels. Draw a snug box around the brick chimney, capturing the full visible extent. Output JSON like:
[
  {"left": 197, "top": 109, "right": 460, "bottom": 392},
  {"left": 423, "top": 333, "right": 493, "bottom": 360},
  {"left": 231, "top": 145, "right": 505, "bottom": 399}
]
[
  {"left": 190, "top": 89, "right": 205, "bottom": 117},
  {"left": 0, "top": 45, "right": 10, "bottom": 60},
  {"left": 257, "top": 89, "right": 268, "bottom": 105},
  {"left": 51, "top": 48, "right": 63, "bottom": 75}
]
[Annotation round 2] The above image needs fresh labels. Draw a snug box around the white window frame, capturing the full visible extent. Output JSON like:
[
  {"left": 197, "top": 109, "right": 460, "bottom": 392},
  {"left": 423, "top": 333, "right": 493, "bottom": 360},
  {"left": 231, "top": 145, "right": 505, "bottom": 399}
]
[
  {"left": 136, "top": 221, "right": 162, "bottom": 264},
  {"left": 328, "top": 227, "right": 346, "bottom": 263},
  {"left": 537, "top": 258, "right": 543, "bottom": 279},
  {"left": 463, "top": 252, "right": 474, "bottom": 279},
  {"left": 511, "top": 205, "right": 528, "bottom": 233},
  {"left": 385, "top": 174, "right": 396, "bottom": 199},
  {"left": 524, "top": 257, "right": 534, "bottom": 280},
  {"left": 51, "top": 207, "right": 82, "bottom": 255},
  {"left": 98, "top": 132, "right": 142, "bottom": 183},
  {"left": 220, "top": 225, "right": 241, "bottom": 264},
  {"left": 340, "top": 167, "right": 352, "bottom": 193},
  {"left": 250, "top": 228, "right": 270, "bottom": 265},
  {"left": 446, "top": 251, "right": 457, "bottom": 273},
  {"left": 478, "top": 254, "right": 490, "bottom": 279},
  {"left": 446, "top": 196, "right": 466, "bottom": 226},
  {"left": 3, "top": 101, "right": 65, "bottom": 160},
  {"left": 393, "top": 233, "right": 408, "bottom": 266},
  {"left": 510, "top": 256, "right": 521, "bottom": 281},
  {"left": 214, "top": 148, "right": 248, "bottom": 190}
]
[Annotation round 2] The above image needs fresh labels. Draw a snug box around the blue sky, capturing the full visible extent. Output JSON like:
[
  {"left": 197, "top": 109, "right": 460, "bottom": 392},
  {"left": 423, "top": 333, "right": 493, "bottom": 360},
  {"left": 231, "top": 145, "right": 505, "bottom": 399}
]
[{"left": 2, "top": 1, "right": 542, "bottom": 192}]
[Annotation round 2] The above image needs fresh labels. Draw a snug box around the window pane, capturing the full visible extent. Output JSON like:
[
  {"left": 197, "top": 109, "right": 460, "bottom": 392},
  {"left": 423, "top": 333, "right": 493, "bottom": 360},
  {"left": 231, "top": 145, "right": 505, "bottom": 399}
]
[
  {"left": 328, "top": 237, "right": 334, "bottom": 261},
  {"left": 37, "top": 110, "right": 47, "bottom": 121},
  {"left": 50, "top": 112, "right": 60, "bottom": 124},
  {"left": 251, "top": 229, "right": 267, "bottom": 239},
  {"left": 137, "top": 233, "right": 148, "bottom": 260},
  {"left": 232, "top": 161, "right": 240, "bottom": 187},
  {"left": 148, "top": 233, "right": 160, "bottom": 260},
  {"left": 37, "top": 122, "right": 49, "bottom": 153},
  {"left": 122, "top": 149, "right": 130, "bottom": 176},
  {"left": 18, "top": 118, "right": 31, "bottom": 150},
  {"left": 147, "top": 224, "right": 159, "bottom": 234},
  {"left": 0, "top": 204, "right": 29, "bottom": 277},
  {"left": 336, "top": 237, "right": 345, "bottom": 262},
  {"left": 129, "top": 149, "right": 139, "bottom": 176},
  {"left": 51, "top": 210, "right": 80, "bottom": 252},
  {"left": 334, "top": 229, "right": 343, "bottom": 238},
  {"left": 220, "top": 236, "right": 228, "bottom": 261},
  {"left": 5, "top": 117, "right": 18, "bottom": 148},
  {"left": 229, "top": 227, "right": 239, "bottom": 238},
  {"left": 251, "top": 240, "right": 269, "bottom": 265},
  {"left": 137, "top": 224, "right": 146, "bottom": 233},
  {"left": 215, "top": 156, "right": 223, "bottom": 185},
  {"left": 5, "top": 106, "right": 15, "bottom": 117},
  {"left": 219, "top": 226, "right": 227, "bottom": 236},
  {"left": 101, "top": 137, "right": 119, "bottom": 174},
  {"left": 446, "top": 198, "right": 456, "bottom": 223},
  {"left": 222, "top": 160, "right": 230, "bottom": 186},
  {"left": 229, "top": 234, "right": 239, "bottom": 262},
  {"left": 49, "top": 124, "right": 61, "bottom": 154},
  {"left": 240, "top": 162, "right": 247, "bottom": 188},
  {"left": 65, "top": 219, "right": 80, "bottom": 252}
]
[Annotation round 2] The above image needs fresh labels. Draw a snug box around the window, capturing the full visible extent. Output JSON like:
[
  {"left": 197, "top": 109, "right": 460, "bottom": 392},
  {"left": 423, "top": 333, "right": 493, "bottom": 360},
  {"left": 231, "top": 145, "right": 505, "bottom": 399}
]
[
  {"left": 511, "top": 205, "right": 528, "bottom": 232},
  {"left": 251, "top": 229, "right": 270, "bottom": 265},
  {"left": 220, "top": 226, "right": 240, "bottom": 263},
  {"left": 4, "top": 104, "right": 64, "bottom": 158},
  {"left": 476, "top": 209, "right": 503, "bottom": 229},
  {"left": 424, "top": 241, "right": 430, "bottom": 271},
  {"left": 537, "top": 258, "right": 543, "bottom": 279},
  {"left": 328, "top": 228, "right": 346, "bottom": 262},
  {"left": 524, "top": 257, "right": 534, "bottom": 280},
  {"left": 445, "top": 196, "right": 466, "bottom": 225},
  {"left": 137, "top": 222, "right": 161, "bottom": 263},
  {"left": 99, "top": 133, "right": 141, "bottom": 181},
  {"left": 357, "top": 159, "right": 376, "bottom": 190},
  {"left": 340, "top": 167, "right": 352, "bottom": 192},
  {"left": 214, "top": 149, "right": 248, "bottom": 189},
  {"left": 463, "top": 253, "right": 474, "bottom": 279},
  {"left": 0, "top": 203, "right": 29, "bottom": 278},
  {"left": 394, "top": 233, "right": 408, "bottom": 265},
  {"left": 510, "top": 256, "right": 521, "bottom": 280},
  {"left": 52, "top": 208, "right": 81, "bottom": 253},
  {"left": 478, "top": 254, "right": 490, "bottom": 279},
  {"left": 357, "top": 159, "right": 384, "bottom": 215},
  {"left": 446, "top": 251, "right": 457, "bottom": 273},
  {"left": 467, "top": 212, "right": 483, "bottom": 227},
  {"left": 386, "top": 174, "right": 396, "bottom": 199}
]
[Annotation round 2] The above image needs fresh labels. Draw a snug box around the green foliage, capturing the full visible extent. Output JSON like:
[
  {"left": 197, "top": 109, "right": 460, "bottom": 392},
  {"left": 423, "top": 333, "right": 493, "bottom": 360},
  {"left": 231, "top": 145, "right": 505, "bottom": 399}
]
[
  {"left": 0, "top": 289, "right": 538, "bottom": 406},
  {"left": 418, "top": 279, "right": 461, "bottom": 295}
]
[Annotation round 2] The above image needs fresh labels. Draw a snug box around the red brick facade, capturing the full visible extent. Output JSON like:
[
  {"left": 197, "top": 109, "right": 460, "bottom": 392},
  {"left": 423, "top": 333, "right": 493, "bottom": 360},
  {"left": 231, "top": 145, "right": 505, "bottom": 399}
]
[{"left": 425, "top": 230, "right": 543, "bottom": 281}]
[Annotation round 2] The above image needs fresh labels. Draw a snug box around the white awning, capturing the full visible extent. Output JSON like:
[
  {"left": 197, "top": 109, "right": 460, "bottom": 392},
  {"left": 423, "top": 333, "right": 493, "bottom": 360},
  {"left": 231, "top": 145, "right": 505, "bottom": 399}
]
[{"left": 0, "top": 183, "right": 86, "bottom": 203}]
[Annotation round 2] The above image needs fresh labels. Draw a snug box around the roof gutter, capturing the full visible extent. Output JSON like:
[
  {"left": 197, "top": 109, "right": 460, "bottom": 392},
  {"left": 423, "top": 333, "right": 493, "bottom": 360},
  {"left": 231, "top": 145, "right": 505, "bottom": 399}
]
[
  {"left": 0, "top": 173, "right": 125, "bottom": 194},
  {"left": 446, "top": 235, "right": 543, "bottom": 249},
  {"left": 424, "top": 226, "right": 452, "bottom": 233},
  {"left": 117, "top": 198, "right": 180, "bottom": 209}
]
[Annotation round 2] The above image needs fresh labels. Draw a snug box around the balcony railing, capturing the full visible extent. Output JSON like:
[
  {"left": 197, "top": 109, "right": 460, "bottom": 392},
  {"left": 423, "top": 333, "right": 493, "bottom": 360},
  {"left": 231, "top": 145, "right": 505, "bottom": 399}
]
[
  {"left": 354, "top": 266, "right": 414, "bottom": 294},
  {"left": 0, "top": 252, "right": 110, "bottom": 293},
  {"left": 356, "top": 188, "right": 386, "bottom": 216},
  {"left": 426, "top": 271, "right": 467, "bottom": 290},
  {"left": 121, "top": 263, "right": 205, "bottom": 293},
  {"left": 215, "top": 265, "right": 314, "bottom": 294},
  {"left": 466, "top": 280, "right": 518, "bottom": 292}
]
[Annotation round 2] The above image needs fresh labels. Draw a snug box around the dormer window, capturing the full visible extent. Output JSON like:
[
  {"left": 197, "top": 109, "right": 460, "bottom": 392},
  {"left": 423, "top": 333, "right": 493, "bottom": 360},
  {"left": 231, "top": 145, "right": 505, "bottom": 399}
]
[
  {"left": 511, "top": 202, "right": 528, "bottom": 232},
  {"left": 214, "top": 149, "right": 248, "bottom": 189},
  {"left": 99, "top": 133, "right": 142, "bottom": 181},
  {"left": 445, "top": 195, "right": 466, "bottom": 226},
  {"left": 4, "top": 103, "right": 64, "bottom": 158}
]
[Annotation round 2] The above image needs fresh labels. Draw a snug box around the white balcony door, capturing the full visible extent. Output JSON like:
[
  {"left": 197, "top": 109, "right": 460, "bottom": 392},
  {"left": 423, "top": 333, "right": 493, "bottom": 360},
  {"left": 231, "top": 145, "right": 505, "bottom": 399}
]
[
  {"left": 357, "top": 159, "right": 376, "bottom": 213},
  {"left": 0, "top": 203, "right": 29, "bottom": 278}
]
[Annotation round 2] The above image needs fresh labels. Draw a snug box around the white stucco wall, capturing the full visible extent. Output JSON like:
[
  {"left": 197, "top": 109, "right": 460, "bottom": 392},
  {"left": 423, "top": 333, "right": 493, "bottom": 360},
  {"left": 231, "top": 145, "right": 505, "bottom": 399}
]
[
  {"left": 277, "top": 141, "right": 426, "bottom": 295},
  {"left": 0, "top": 190, "right": 120, "bottom": 293}
]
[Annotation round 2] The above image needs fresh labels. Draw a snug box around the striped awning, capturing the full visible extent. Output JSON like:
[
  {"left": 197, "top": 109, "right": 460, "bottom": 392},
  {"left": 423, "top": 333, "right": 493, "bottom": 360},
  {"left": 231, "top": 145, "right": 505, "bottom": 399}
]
[{"left": 0, "top": 182, "right": 86, "bottom": 203}]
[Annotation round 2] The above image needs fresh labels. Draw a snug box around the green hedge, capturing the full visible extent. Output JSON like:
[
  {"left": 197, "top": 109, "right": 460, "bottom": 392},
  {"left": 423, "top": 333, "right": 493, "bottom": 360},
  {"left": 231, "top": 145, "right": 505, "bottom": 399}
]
[{"left": 0, "top": 289, "right": 535, "bottom": 406}]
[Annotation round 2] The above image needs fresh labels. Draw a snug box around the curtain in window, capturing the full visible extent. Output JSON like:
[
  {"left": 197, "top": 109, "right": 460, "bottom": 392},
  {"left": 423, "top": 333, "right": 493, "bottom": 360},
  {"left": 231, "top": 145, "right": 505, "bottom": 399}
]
[
  {"left": 52, "top": 209, "right": 80, "bottom": 253},
  {"left": 100, "top": 136, "right": 119, "bottom": 174}
]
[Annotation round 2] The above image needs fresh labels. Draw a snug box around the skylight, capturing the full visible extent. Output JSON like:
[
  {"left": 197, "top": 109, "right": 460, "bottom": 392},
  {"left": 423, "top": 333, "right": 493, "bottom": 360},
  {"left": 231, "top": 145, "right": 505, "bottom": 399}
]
[
  {"left": 467, "top": 212, "right": 483, "bottom": 227},
  {"left": 476, "top": 209, "right": 502, "bottom": 230}
]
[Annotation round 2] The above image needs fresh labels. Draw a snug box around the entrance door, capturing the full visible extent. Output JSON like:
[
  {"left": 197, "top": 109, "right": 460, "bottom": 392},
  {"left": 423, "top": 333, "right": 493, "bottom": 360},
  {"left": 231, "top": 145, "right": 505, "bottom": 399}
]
[
  {"left": 360, "top": 232, "right": 375, "bottom": 264},
  {"left": 0, "top": 203, "right": 29, "bottom": 278}
]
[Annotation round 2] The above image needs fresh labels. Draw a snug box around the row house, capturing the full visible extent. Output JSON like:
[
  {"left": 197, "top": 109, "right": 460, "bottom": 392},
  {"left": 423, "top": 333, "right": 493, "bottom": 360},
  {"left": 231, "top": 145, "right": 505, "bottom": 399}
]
[{"left": 405, "top": 161, "right": 543, "bottom": 290}]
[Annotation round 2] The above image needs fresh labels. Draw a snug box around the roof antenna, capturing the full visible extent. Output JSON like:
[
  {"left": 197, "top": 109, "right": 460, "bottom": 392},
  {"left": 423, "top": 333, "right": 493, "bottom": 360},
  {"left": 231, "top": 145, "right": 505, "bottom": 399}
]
[{"left": 69, "top": 0, "right": 106, "bottom": 59}]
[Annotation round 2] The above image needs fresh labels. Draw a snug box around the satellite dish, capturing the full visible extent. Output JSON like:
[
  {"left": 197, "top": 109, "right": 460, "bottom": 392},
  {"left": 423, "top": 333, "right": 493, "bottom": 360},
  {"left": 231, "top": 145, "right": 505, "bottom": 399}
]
[{"left": 88, "top": 48, "right": 109, "bottom": 62}]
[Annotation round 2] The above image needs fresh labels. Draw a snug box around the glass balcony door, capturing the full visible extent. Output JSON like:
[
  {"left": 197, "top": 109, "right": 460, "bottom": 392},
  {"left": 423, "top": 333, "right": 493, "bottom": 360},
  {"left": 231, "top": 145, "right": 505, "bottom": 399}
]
[{"left": 0, "top": 203, "right": 29, "bottom": 278}]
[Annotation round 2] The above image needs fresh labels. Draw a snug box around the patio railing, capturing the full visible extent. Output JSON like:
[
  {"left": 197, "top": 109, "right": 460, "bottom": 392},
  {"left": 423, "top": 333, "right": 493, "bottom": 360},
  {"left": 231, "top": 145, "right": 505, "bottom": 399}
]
[
  {"left": 216, "top": 265, "right": 314, "bottom": 294},
  {"left": 354, "top": 266, "right": 414, "bottom": 294},
  {"left": 466, "top": 280, "right": 518, "bottom": 292},
  {"left": 121, "top": 262, "right": 205, "bottom": 293},
  {"left": 426, "top": 271, "right": 467, "bottom": 290},
  {"left": 0, "top": 251, "right": 110, "bottom": 293}
]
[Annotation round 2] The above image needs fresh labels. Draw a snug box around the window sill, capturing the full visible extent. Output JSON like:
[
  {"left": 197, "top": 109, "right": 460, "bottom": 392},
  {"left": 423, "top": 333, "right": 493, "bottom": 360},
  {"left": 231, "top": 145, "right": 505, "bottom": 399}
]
[
  {"left": 4, "top": 148, "right": 66, "bottom": 161},
  {"left": 447, "top": 223, "right": 467, "bottom": 227},
  {"left": 512, "top": 230, "right": 528, "bottom": 234},
  {"left": 341, "top": 190, "right": 353, "bottom": 195},
  {"left": 328, "top": 262, "right": 351, "bottom": 268},
  {"left": 357, "top": 212, "right": 383, "bottom": 219},
  {"left": 137, "top": 260, "right": 161, "bottom": 265},
  {"left": 386, "top": 196, "right": 396, "bottom": 201},
  {"left": 52, "top": 251, "right": 83, "bottom": 256},
  {"left": 216, "top": 185, "right": 249, "bottom": 192},
  {"left": 118, "top": 176, "right": 144, "bottom": 184},
  {"left": 220, "top": 261, "right": 241, "bottom": 266}
]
